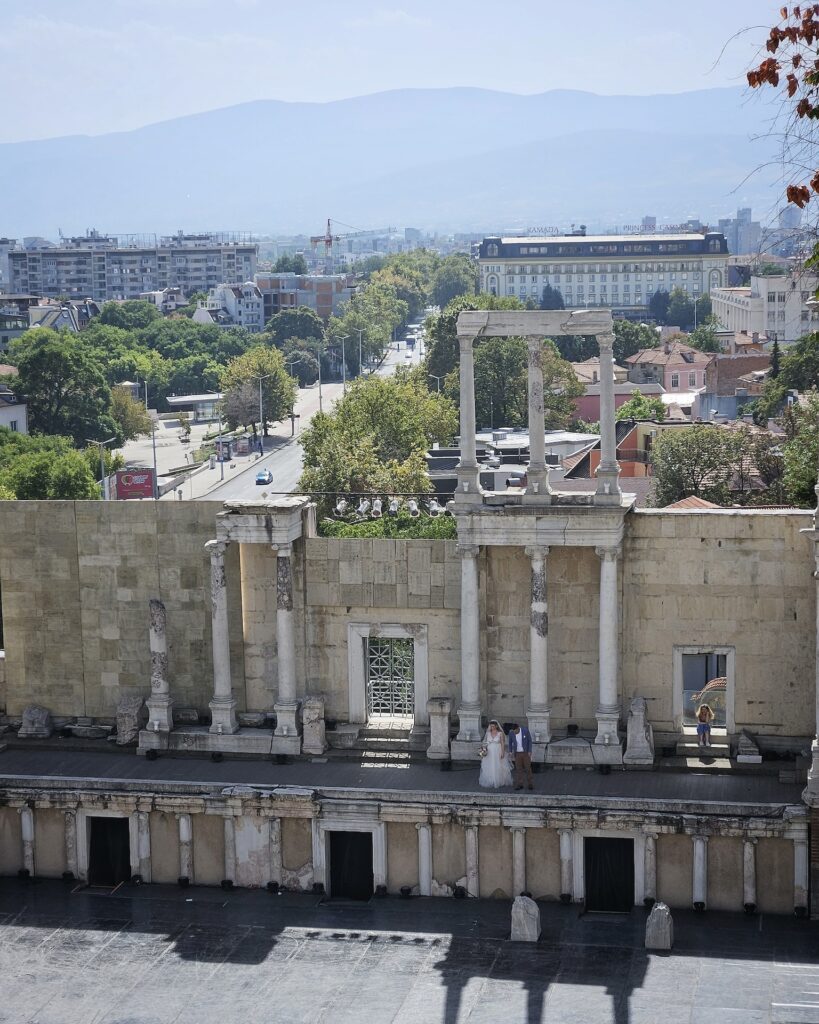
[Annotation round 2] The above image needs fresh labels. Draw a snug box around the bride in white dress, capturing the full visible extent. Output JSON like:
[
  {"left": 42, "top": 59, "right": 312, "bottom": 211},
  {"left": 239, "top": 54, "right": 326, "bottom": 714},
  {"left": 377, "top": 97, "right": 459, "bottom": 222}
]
[{"left": 478, "top": 720, "right": 513, "bottom": 789}]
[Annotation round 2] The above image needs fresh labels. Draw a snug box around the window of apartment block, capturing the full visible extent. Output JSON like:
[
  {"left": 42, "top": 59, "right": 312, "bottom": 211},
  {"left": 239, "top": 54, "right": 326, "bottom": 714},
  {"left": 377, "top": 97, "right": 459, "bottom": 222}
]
[
  {"left": 768, "top": 292, "right": 775, "bottom": 302},
  {"left": 778, "top": 293, "right": 786, "bottom": 303},
  {"left": 688, "top": 372, "right": 697, "bottom": 387},
  {"left": 670, "top": 373, "right": 680, "bottom": 388}
]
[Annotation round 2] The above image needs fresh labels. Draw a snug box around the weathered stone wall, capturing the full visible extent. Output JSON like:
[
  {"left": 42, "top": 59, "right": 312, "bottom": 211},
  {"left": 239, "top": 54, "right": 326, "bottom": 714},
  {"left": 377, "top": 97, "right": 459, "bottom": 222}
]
[
  {"left": 149, "top": 811, "right": 180, "bottom": 884},
  {"left": 706, "top": 836, "right": 743, "bottom": 911},
  {"left": 33, "top": 808, "right": 65, "bottom": 877},
  {"left": 386, "top": 821, "right": 419, "bottom": 892}
]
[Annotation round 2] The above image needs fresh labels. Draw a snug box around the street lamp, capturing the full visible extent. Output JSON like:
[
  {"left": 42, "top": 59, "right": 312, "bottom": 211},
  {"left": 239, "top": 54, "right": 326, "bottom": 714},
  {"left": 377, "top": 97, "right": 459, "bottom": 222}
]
[
  {"left": 251, "top": 373, "right": 272, "bottom": 450},
  {"left": 355, "top": 328, "right": 365, "bottom": 376},
  {"left": 86, "top": 436, "right": 117, "bottom": 500},
  {"left": 429, "top": 373, "right": 445, "bottom": 393},
  {"left": 207, "top": 391, "right": 225, "bottom": 481},
  {"left": 337, "top": 335, "right": 349, "bottom": 394}
]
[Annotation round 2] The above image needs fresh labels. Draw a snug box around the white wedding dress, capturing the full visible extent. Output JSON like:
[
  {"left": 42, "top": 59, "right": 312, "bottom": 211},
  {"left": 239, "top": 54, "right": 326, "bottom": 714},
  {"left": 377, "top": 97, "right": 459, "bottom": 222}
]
[{"left": 478, "top": 730, "right": 513, "bottom": 789}]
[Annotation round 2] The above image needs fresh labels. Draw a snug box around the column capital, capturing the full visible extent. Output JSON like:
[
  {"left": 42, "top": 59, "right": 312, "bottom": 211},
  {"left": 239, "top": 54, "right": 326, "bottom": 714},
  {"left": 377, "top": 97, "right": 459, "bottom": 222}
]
[
  {"left": 415, "top": 821, "right": 431, "bottom": 832},
  {"left": 594, "top": 544, "right": 620, "bottom": 562},
  {"left": 743, "top": 836, "right": 758, "bottom": 846},
  {"left": 692, "top": 833, "right": 710, "bottom": 845},
  {"left": 524, "top": 545, "right": 550, "bottom": 561},
  {"left": 508, "top": 826, "right": 527, "bottom": 835},
  {"left": 276, "top": 544, "right": 292, "bottom": 559},
  {"left": 458, "top": 334, "right": 474, "bottom": 353},
  {"left": 596, "top": 331, "right": 615, "bottom": 352},
  {"left": 457, "top": 544, "right": 480, "bottom": 559},
  {"left": 205, "top": 538, "right": 229, "bottom": 558}
]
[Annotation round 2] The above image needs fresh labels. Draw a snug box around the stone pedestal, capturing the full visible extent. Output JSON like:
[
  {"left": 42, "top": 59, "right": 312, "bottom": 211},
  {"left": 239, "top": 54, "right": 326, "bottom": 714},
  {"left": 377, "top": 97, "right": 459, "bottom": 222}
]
[
  {"left": 645, "top": 902, "right": 673, "bottom": 950},
  {"left": 118, "top": 696, "right": 147, "bottom": 745},
  {"left": 511, "top": 895, "right": 540, "bottom": 942},
  {"left": 737, "top": 729, "right": 762, "bottom": 764},
  {"left": 18, "top": 705, "right": 52, "bottom": 738},
  {"left": 426, "top": 697, "right": 452, "bottom": 760},
  {"left": 146, "top": 598, "right": 174, "bottom": 732},
  {"left": 302, "top": 696, "right": 327, "bottom": 755},
  {"left": 624, "top": 696, "right": 654, "bottom": 766}
]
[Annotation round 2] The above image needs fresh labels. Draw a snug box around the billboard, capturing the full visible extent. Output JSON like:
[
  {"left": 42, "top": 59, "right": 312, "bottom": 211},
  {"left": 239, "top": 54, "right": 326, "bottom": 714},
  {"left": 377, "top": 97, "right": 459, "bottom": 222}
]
[{"left": 116, "top": 470, "right": 155, "bottom": 499}]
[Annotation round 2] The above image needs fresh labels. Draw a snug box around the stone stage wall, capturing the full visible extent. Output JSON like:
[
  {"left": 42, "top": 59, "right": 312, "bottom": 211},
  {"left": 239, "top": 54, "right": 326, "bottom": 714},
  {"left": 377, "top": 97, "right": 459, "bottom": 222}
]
[{"left": 0, "top": 502, "right": 814, "bottom": 743}]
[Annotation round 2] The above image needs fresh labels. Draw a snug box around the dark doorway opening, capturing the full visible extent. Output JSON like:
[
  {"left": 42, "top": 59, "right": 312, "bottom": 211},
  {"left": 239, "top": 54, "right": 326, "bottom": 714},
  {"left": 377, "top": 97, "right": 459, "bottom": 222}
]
[
  {"left": 88, "top": 817, "right": 131, "bottom": 887},
  {"left": 329, "top": 831, "right": 373, "bottom": 900},
  {"left": 584, "top": 837, "right": 634, "bottom": 913}
]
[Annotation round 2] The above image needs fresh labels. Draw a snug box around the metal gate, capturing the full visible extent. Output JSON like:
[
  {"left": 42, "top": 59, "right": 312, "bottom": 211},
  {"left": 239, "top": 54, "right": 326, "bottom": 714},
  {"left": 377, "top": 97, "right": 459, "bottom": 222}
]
[{"left": 366, "top": 637, "right": 414, "bottom": 718}]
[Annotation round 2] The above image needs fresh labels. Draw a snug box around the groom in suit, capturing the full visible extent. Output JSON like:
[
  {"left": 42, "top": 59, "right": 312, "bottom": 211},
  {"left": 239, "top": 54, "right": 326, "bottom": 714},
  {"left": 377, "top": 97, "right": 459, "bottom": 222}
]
[{"left": 508, "top": 723, "right": 533, "bottom": 791}]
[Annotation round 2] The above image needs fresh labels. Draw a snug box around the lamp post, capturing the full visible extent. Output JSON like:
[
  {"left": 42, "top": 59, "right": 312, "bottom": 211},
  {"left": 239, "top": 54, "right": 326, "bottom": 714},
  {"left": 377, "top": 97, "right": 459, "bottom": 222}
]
[
  {"left": 337, "top": 335, "right": 349, "bottom": 394},
  {"left": 86, "top": 436, "right": 117, "bottom": 500},
  {"left": 355, "top": 328, "right": 365, "bottom": 376},
  {"left": 207, "top": 391, "right": 225, "bottom": 481},
  {"left": 429, "top": 373, "right": 445, "bottom": 393},
  {"left": 317, "top": 347, "right": 323, "bottom": 412},
  {"left": 251, "top": 373, "right": 272, "bottom": 448}
]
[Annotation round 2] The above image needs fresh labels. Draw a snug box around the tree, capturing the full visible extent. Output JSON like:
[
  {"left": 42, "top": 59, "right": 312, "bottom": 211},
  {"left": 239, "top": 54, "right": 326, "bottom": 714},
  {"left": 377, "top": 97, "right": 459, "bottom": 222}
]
[
  {"left": 8, "top": 328, "right": 119, "bottom": 445},
  {"left": 281, "top": 342, "right": 320, "bottom": 386},
  {"left": 540, "top": 283, "right": 565, "bottom": 310},
  {"left": 265, "top": 307, "right": 326, "bottom": 347},
  {"left": 695, "top": 293, "right": 712, "bottom": 321},
  {"left": 771, "top": 337, "right": 781, "bottom": 379},
  {"left": 0, "top": 449, "right": 100, "bottom": 499},
  {"left": 615, "top": 390, "right": 666, "bottom": 422},
  {"left": 220, "top": 346, "right": 297, "bottom": 435},
  {"left": 648, "top": 290, "right": 670, "bottom": 323},
  {"left": 424, "top": 293, "right": 526, "bottom": 381},
  {"left": 430, "top": 254, "right": 477, "bottom": 308},
  {"left": 780, "top": 391, "right": 819, "bottom": 505},
  {"left": 650, "top": 426, "right": 738, "bottom": 506},
  {"left": 272, "top": 253, "right": 308, "bottom": 274},
  {"left": 612, "top": 320, "right": 658, "bottom": 363},
  {"left": 667, "top": 287, "right": 695, "bottom": 331},
  {"left": 687, "top": 315, "right": 722, "bottom": 353},
  {"left": 222, "top": 382, "right": 259, "bottom": 431},
  {"left": 98, "top": 300, "right": 161, "bottom": 330},
  {"left": 110, "top": 388, "right": 152, "bottom": 441}
]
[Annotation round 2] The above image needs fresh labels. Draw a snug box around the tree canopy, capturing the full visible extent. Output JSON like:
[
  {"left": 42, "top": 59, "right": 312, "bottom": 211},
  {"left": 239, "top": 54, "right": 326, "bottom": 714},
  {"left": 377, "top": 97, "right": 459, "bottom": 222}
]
[
  {"left": 272, "top": 253, "right": 308, "bottom": 274},
  {"left": 615, "top": 390, "right": 666, "bottom": 422},
  {"left": 220, "top": 346, "right": 297, "bottom": 434}
]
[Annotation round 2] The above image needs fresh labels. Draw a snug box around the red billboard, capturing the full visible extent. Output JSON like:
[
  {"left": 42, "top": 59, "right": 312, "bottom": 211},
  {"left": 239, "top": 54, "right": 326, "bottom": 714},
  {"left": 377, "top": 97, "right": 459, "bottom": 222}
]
[{"left": 116, "top": 470, "right": 155, "bottom": 499}]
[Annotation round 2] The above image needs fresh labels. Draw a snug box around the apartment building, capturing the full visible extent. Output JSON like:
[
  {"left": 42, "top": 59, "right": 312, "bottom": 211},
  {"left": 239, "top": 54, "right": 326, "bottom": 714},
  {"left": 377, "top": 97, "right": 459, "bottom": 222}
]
[
  {"left": 478, "top": 230, "right": 729, "bottom": 313},
  {"left": 193, "top": 282, "right": 265, "bottom": 333},
  {"left": 8, "top": 230, "right": 257, "bottom": 302},
  {"left": 711, "top": 273, "right": 819, "bottom": 344},
  {"left": 254, "top": 272, "right": 355, "bottom": 323}
]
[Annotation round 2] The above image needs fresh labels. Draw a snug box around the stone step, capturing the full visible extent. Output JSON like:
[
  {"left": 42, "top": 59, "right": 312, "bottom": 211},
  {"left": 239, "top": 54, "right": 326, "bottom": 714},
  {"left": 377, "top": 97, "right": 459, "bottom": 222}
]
[
  {"left": 675, "top": 739, "right": 731, "bottom": 757},
  {"left": 358, "top": 728, "right": 413, "bottom": 740}
]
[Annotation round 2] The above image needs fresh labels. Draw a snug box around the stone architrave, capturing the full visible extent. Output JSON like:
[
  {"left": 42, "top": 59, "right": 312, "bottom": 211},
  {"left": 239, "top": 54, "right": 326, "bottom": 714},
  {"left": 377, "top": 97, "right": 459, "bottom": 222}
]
[
  {"left": 645, "top": 902, "right": 674, "bottom": 950},
  {"left": 117, "top": 696, "right": 148, "bottom": 745},
  {"left": 511, "top": 895, "right": 541, "bottom": 942},
  {"left": 426, "top": 697, "right": 452, "bottom": 760},
  {"left": 18, "top": 705, "right": 53, "bottom": 738},
  {"left": 302, "top": 696, "right": 328, "bottom": 755},
  {"left": 624, "top": 696, "right": 655, "bottom": 766}
]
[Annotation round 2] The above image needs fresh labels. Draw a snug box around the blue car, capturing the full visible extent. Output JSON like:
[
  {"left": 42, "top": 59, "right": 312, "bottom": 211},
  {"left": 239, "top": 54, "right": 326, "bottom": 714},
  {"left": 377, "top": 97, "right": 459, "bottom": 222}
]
[{"left": 255, "top": 469, "right": 273, "bottom": 485}]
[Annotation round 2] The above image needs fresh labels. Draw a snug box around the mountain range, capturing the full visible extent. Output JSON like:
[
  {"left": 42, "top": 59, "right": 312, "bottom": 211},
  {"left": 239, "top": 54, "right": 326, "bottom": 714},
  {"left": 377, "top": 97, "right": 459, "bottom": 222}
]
[{"left": 0, "top": 87, "right": 781, "bottom": 236}]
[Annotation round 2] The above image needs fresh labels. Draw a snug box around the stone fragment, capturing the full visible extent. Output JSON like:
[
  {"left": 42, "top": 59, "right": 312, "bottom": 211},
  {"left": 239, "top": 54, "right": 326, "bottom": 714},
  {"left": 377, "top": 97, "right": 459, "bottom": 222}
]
[
  {"left": 510, "top": 894, "right": 541, "bottom": 942},
  {"left": 426, "top": 697, "right": 452, "bottom": 760},
  {"left": 116, "top": 696, "right": 147, "bottom": 745},
  {"left": 624, "top": 695, "right": 655, "bottom": 766},
  {"left": 18, "top": 705, "right": 53, "bottom": 738},
  {"left": 302, "top": 696, "right": 328, "bottom": 755},
  {"left": 736, "top": 729, "right": 762, "bottom": 764},
  {"left": 645, "top": 901, "right": 673, "bottom": 950}
]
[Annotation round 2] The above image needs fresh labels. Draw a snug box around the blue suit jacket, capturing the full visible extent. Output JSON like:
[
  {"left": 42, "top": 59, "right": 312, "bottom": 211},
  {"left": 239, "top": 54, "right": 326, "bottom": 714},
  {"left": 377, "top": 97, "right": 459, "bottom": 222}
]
[{"left": 508, "top": 727, "right": 532, "bottom": 754}]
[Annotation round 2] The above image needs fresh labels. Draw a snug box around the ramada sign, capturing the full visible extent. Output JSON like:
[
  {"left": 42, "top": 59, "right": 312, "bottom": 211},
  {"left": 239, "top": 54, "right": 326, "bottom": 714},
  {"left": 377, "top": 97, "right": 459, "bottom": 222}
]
[{"left": 116, "top": 470, "right": 155, "bottom": 499}]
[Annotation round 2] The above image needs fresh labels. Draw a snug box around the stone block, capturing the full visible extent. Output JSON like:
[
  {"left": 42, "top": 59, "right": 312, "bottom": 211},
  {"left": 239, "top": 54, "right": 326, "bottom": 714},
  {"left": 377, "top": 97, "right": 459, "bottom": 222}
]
[
  {"left": 511, "top": 895, "right": 540, "bottom": 941},
  {"left": 18, "top": 705, "right": 53, "bottom": 738},
  {"left": 117, "top": 696, "right": 148, "bottom": 744},
  {"left": 426, "top": 697, "right": 452, "bottom": 760},
  {"left": 302, "top": 696, "right": 328, "bottom": 755},
  {"left": 736, "top": 729, "right": 762, "bottom": 764},
  {"left": 645, "top": 901, "right": 673, "bottom": 950},
  {"left": 624, "top": 696, "right": 655, "bottom": 767}
]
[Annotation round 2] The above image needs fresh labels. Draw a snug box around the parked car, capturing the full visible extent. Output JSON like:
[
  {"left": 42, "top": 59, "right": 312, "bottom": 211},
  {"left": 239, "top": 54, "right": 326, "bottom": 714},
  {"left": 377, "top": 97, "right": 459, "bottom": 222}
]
[{"left": 255, "top": 469, "right": 273, "bottom": 485}]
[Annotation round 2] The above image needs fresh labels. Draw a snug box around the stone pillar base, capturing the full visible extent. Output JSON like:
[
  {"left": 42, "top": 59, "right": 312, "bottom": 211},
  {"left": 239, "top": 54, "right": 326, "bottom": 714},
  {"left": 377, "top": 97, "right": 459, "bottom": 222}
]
[
  {"left": 450, "top": 738, "right": 482, "bottom": 760},
  {"left": 527, "top": 708, "right": 552, "bottom": 748},
  {"left": 454, "top": 703, "right": 482, "bottom": 743},
  {"left": 802, "top": 741, "right": 819, "bottom": 807},
  {"left": 274, "top": 700, "right": 301, "bottom": 739},
  {"left": 271, "top": 733, "right": 302, "bottom": 756},
  {"left": 301, "top": 697, "right": 327, "bottom": 755},
  {"left": 594, "top": 465, "right": 622, "bottom": 506},
  {"left": 427, "top": 697, "right": 452, "bottom": 760},
  {"left": 595, "top": 708, "right": 620, "bottom": 745},
  {"left": 145, "top": 697, "right": 174, "bottom": 733},
  {"left": 455, "top": 467, "right": 483, "bottom": 505},
  {"left": 209, "top": 697, "right": 239, "bottom": 735}
]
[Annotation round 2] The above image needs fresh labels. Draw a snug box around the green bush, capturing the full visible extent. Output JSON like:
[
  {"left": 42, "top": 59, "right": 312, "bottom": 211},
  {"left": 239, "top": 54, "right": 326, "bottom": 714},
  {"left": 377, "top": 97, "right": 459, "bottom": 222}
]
[{"left": 319, "top": 510, "right": 456, "bottom": 539}]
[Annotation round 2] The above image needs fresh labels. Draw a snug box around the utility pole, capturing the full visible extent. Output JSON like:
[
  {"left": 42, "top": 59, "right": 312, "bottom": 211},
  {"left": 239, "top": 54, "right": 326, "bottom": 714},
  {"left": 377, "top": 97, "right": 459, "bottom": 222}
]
[
  {"left": 338, "top": 335, "right": 349, "bottom": 394},
  {"left": 355, "top": 328, "right": 365, "bottom": 375},
  {"left": 86, "top": 436, "right": 117, "bottom": 500}
]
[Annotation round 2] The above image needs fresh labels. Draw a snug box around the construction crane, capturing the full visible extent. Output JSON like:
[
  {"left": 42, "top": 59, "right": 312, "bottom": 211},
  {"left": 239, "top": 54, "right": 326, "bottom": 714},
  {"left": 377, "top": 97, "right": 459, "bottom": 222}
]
[{"left": 310, "top": 218, "right": 343, "bottom": 275}]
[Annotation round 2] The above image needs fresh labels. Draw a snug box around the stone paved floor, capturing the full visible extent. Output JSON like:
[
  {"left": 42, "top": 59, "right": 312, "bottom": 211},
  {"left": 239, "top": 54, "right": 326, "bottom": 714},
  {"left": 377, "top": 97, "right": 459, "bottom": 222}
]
[{"left": 0, "top": 879, "right": 818, "bottom": 1024}]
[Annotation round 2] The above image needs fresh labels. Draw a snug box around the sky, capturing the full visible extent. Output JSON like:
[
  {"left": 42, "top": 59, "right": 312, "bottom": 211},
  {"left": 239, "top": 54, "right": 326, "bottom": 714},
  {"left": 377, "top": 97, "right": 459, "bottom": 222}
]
[{"left": 0, "top": 0, "right": 783, "bottom": 143}]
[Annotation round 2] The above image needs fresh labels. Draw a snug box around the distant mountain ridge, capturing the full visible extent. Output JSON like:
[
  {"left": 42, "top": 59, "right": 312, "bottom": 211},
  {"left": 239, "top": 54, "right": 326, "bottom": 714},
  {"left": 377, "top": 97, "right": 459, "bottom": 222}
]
[{"left": 0, "top": 86, "right": 780, "bottom": 236}]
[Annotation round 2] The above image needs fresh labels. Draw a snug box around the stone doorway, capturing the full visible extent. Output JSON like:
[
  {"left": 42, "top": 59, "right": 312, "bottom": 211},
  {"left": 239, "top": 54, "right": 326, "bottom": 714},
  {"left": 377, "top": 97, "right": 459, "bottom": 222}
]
[
  {"left": 583, "top": 837, "right": 634, "bottom": 913},
  {"left": 366, "top": 637, "right": 414, "bottom": 722},
  {"left": 329, "top": 831, "right": 373, "bottom": 900},
  {"left": 87, "top": 817, "right": 131, "bottom": 887}
]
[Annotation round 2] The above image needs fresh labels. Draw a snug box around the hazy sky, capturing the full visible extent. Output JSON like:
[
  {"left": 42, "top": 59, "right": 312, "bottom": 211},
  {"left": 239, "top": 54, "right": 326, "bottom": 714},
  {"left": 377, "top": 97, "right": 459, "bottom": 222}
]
[{"left": 1, "top": 0, "right": 781, "bottom": 143}]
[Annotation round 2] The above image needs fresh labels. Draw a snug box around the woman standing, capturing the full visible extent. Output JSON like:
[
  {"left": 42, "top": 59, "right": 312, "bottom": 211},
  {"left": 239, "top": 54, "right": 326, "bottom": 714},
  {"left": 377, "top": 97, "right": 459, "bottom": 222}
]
[
  {"left": 696, "top": 703, "right": 714, "bottom": 748},
  {"left": 478, "top": 720, "right": 513, "bottom": 788}
]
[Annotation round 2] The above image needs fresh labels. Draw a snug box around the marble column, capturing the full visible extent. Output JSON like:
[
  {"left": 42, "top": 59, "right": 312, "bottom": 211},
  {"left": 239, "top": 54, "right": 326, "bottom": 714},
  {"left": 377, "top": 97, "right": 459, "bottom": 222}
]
[
  {"left": 146, "top": 598, "right": 174, "bottom": 732},
  {"left": 20, "top": 807, "right": 34, "bottom": 875},
  {"left": 269, "top": 817, "right": 283, "bottom": 886},
  {"left": 526, "top": 546, "right": 551, "bottom": 749},
  {"left": 594, "top": 546, "right": 622, "bottom": 754},
  {"left": 558, "top": 828, "right": 573, "bottom": 902},
  {"left": 178, "top": 813, "right": 193, "bottom": 881},
  {"left": 456, "top": 335, "right": 481, "bottom": 500},
  {"left": 223, "top": 816, "right": 236, "bottom": 884},
  {"left": 793, "top": 835, "right": 809, "bottom": 914},
  {"left": 206, "top": 540, "right": 238, "bottom": 735},
  {"left": 524, "top": 337, "right": 551, "bottom": 502},
  {"left": 273, "top": 545, "right": 301, "bottom": 746},
  {"left": 803, "top": 542, "right": 819, "bottom": 805},
  {"left": 742, "top": 838, "right": 757, "bottom": 912},
  {"left": 64, "top": 810, "right": 78, "bottom": 878},
  {"left": 643, "top": 832, "right": 657, "bottom": 906},
  {"left": 453, "top": 545, "right": 482, "bottom": 754},
  {"left": 137, "top": 811, "right": 151, "bottom": 882},
  {"left": 511, "top": 828, "right": 527, "bottom": 896},
  {"left": 416, "top": 823, "right": 432, "bottom": 897},
  {"left": 692, "top": 835, "right": 708, "bottom": 910},
  {"left": 594, "top": 331, "right": 622, "bottom": 505},
  {"left": 465, "top": 825, "right": 479, "bottom": 898}
]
